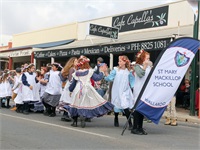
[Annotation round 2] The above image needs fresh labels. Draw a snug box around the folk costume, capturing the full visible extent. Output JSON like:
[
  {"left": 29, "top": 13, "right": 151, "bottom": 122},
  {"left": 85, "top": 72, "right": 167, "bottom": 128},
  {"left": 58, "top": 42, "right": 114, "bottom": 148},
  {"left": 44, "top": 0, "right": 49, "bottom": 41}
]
[
  {"left": 131, "top": 50, "right": 151, "bottom": 135},
  {"left": 105, "top": 66, "right": 135, "bottom": 129},
  {"left": 0, "top": 73, "right": 12, "bottom": 108},
  {"left": 21, "top": 71, "right": 40, "bottom": 114},
  {"left": 59, "top": 67, "right": 75, "bottom": 121},
  {"left": 64, "top": 57, "right": 113, "bottom": 128},
  {"left": 42, "top": 63, "right": 65, "bottom": 117}
]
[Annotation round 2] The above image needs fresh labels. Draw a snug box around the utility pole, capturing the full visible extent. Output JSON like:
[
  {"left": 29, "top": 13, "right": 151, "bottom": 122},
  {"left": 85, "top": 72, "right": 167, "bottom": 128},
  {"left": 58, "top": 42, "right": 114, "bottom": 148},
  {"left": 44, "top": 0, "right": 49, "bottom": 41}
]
[{"left": 190, "top": 1, "right": 199, "bottom": 116}]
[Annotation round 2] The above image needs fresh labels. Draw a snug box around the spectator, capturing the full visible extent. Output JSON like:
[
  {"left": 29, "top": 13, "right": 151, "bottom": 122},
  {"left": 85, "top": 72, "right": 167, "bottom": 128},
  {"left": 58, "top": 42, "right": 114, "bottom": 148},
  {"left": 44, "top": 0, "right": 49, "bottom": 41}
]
[
  {"left": 164, "top": 96, "right": 177, "bottom": 126},
  {"left": 176, "top": 79, "right": 190, "bottom": 107},
  {"left": 94, "top": 57, "right": 104, "bottom": 73}
]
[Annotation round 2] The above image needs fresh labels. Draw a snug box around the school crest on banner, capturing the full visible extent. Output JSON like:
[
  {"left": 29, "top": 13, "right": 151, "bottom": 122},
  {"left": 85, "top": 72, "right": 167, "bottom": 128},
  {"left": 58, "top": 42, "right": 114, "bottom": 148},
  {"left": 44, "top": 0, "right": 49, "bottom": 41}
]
[{"left": 175, "top": 51, "right": 190, "bottom": 67}]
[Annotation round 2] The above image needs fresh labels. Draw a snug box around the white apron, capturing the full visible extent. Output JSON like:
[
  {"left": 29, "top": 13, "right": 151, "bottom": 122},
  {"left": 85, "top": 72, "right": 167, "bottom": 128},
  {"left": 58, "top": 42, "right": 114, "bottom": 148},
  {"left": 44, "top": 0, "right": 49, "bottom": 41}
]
[
  {"left": 133, "top": 65, "right": 151, "bottom": 101},
  {"left": 1, "top": 81, "right": 12, "bottom": 97},
  {"left": 59, "top": 81, "right": 72, "bottom": 104},
  {"left": 45, "top": 70, "right": 62, "bottom": 95},
  {"left": 70, "top": 69, "right": 107, "bottom": 108},
  {"left": 22, "top": 72, "right": 40, "bottom": 102},
  {"left": 111, "top": 67, "right": 135, "bottom": 109},
  {"left": 13, "top": 75, "right": 22, "bottom": 94},
  {"left": 14, "top": 75, "right": 23, "bottom": 104}
]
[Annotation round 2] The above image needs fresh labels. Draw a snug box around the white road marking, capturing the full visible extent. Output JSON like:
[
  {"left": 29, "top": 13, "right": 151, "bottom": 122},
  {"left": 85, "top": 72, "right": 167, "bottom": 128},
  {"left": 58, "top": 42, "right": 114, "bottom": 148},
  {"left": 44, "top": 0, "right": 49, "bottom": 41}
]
[{"left": 0, "top": 113, "right": 115, "bottom": 139}]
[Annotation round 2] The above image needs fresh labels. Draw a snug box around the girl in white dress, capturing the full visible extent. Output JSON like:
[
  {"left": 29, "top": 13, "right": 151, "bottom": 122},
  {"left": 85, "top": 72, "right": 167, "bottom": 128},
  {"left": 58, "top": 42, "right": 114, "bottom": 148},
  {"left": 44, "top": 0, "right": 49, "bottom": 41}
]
[
  {"left": 0, "top": 71, "right": 4, "bottom": 108},
  {"left": 59, "top": 57, "right": 77, "bottom": 121},
  {"left": 131, "top": 49, "right": 151, "bottom": 135},
  {"left": 12, "top": 68, "right": 22, "bottom": 100},
  {"left": 64, "top": 56, "right": 113, "bottom": 128},
  {"left": 11, "top": 68, "right": 22, "bottom": 111},
  {"left": 104, "top": 55, "right": 135, "bottom": 129},
  {"left": 21, "top": 64, "right": 40, "bottom": 114},
  {"left": 0, "top": 72, "right": 12, "bottom": 108},
  {"left": 42, "top": 63, "right": 64, "bottom": 117}
]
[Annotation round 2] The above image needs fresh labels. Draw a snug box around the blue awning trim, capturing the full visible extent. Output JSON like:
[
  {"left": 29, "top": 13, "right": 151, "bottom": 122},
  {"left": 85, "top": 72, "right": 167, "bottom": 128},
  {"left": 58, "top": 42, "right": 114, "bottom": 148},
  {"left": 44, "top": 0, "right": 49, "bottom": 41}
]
[
  {"left": 8, "top": 46, "right": 32, "bottom": 51},
  {"left": 32, "top": 39, "right": 75, "bottom": 48},
  {"left": 7, "top": 39, "right": 75, "bottom": 50}
]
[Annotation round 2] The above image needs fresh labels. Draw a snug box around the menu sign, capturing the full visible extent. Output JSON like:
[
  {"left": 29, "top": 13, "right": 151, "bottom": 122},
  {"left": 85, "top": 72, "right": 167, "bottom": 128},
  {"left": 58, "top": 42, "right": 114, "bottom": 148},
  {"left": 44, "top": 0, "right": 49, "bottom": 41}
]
[
  {"left": 89, "top": 24, "right": 119, "bottom": 39},
  {"left": 112, "top": 6, "right": 168, "bottom": 32}
]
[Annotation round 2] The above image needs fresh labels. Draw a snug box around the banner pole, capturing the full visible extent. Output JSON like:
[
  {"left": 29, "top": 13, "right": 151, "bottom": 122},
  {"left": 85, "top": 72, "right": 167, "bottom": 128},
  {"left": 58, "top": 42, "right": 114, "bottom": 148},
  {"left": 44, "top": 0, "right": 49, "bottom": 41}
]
[{"left": 190, "top": 1, "right": 199, "bottom": 116}]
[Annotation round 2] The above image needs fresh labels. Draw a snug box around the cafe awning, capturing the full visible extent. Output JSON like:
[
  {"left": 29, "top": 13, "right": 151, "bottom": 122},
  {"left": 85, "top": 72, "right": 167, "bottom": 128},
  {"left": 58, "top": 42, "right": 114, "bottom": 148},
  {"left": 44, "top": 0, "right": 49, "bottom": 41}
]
[
  {"left": 34, "top": 24, "right": 193, "bottom": 52},
  {"left": 32, "top": 39, "right": 75, "bottom": 48}
]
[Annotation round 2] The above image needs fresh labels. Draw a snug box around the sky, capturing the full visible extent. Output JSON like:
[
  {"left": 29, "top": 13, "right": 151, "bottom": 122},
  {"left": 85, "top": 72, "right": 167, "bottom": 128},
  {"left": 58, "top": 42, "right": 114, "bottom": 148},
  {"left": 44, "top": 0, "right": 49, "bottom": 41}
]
[{"left": 0, "top": 0, "right": 180, "bottom": 46}]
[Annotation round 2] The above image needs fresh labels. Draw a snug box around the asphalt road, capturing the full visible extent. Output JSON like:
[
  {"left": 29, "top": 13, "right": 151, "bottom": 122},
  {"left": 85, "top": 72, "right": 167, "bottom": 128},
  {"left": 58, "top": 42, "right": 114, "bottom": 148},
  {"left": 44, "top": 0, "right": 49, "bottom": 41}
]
[{"left": 0, "top": 108, "right": 199, "bottom": 150}]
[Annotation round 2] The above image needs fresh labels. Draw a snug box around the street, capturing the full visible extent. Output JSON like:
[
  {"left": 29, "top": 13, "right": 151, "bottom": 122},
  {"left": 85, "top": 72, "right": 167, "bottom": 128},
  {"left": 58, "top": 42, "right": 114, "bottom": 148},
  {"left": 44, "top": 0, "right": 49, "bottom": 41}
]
[{"left": 0, "top": 108, "right": 199, "bottom": 150}]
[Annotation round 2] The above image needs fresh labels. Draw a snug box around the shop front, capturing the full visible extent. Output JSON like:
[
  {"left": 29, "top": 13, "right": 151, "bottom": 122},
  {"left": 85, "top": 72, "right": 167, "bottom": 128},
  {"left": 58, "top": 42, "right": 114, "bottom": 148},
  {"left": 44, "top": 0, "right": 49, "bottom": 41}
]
[
  {"left": 0, "top": 52, "right": 9, "bottom": 70},
  {"left": 34, "top": 37, "right": 171, "bottom": 68},
  {"left": 8, "top": 48, "right": 33, "bottom": 69},
  {"left": 0, "top": 58, "right": 9, "bottom": 70}
]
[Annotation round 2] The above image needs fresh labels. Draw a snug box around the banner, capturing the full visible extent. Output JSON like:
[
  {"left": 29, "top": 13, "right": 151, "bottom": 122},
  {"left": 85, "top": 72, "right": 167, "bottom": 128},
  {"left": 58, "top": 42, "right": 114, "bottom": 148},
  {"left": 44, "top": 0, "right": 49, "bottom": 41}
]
[{"left": 135, "top": 37, "right": 200, "bottom": 124}]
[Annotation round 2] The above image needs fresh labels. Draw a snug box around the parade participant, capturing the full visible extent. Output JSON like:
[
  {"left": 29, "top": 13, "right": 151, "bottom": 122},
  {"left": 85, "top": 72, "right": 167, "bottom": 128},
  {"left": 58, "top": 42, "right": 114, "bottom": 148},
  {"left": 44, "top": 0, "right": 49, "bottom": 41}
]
[
  {"left": 131, "top": 49, "right": 151, "bottom": 135},
  {"left": 39, "top": 67, "right": 48, "bottom": 98},
  {"left": 0, "top": 71, "right": 12, "bottom": 108},
  {"left": 13, "top": 64, "right": 28, "bottom": 112},
  {"left": 39, "top": 64, "right": 52, "bottom": 97},
  {"left": 130, "top": 61, "right": 136, "bottom": 73},
  {"left": 59, "top": 57, "right": 77, "bottom": 121},
  {"left": 21, "top": 64, "right": 40, "bottom": 114},
  {"left": 12, "top": 68, "right": 22, "bottom": 100},
  {"left": 10, "top": 68, "right": 22, "bottom": 111},
  {"left": 40, "top": 65, "right": 51, "bottom": 115},
  {"left": 29, "top": 69, "right": 44, "bottom": 113},
  {"left": 42, "top": 63, "right": 64, "bottom": 117},
  {"left": 21, "top": 63, "right": 28, "bottom": 73},
  {"left": 0, "top": 71, "right": 5, "bottom": 108},
  {"left": 65, "top": 56, "right": 113, "bottom": 128},
  {"left": 104, "top": 55, "right": 135, "bottom": 129}
]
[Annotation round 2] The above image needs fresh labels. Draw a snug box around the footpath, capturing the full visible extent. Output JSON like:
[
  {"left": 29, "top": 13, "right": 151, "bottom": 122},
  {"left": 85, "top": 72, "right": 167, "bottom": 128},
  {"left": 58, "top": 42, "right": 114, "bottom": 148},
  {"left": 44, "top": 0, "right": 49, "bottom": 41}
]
[{"left": 163, "top": 107, "right": 200, "bottom": 124}]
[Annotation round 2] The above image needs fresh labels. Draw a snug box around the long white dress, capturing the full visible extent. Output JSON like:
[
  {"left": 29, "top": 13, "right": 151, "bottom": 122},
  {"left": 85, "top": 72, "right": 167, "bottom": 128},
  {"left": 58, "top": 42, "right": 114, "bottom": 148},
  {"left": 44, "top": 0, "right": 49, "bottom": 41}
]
[
  {"left": 65, "top": 69, "right": 113, "bottom": 118},
  {"left": 13, "top": 74, "right": 22, "bottom": 94},
  {"left": 133, "top": 65, "right": 151, "bottom": 101},
  {"left": 105, "top": 67, "right": 135, "bottom": 110},
  {"left": 14, "top": 75, "right": 23, "bottom": 104},
  {"left": 1, "top": 80, "right": 12, "bottom": 98}
]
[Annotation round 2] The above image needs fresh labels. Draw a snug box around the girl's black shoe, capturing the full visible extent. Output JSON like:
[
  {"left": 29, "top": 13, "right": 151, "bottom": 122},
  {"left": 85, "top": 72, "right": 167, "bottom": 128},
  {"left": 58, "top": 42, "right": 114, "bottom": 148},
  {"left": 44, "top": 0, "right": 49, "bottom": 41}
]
[
  {"left": 114, "top": 117, "right": 119, "bottom": 127},
  {"left": 71, "top": 117, "right": 78, "bottom": 127},
  {"left": 131, "top": 129, "right": 143, "bottom": 135},
  {"left": 49, "top": 113, "right": 56, "bottom": 117},
  {"left": 139, "top": 128, "right": 148, "bottom": 135},
  {"left": 80, "top": 116, "right": 86, "bottom": 128},
  {"left": 61, "top": 112, "right": 72, "bottom": 122}
]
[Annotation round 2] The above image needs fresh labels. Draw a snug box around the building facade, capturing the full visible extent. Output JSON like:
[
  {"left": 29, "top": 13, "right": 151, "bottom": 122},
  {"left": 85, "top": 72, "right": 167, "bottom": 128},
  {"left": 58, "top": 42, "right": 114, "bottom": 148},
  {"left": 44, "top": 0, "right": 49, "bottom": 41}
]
[
  {"left": 34, "top": 0, "right": 199, "bottom": 70},
  {"left": 0, "top": 0, "right": 199, "bottom": 72}
]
